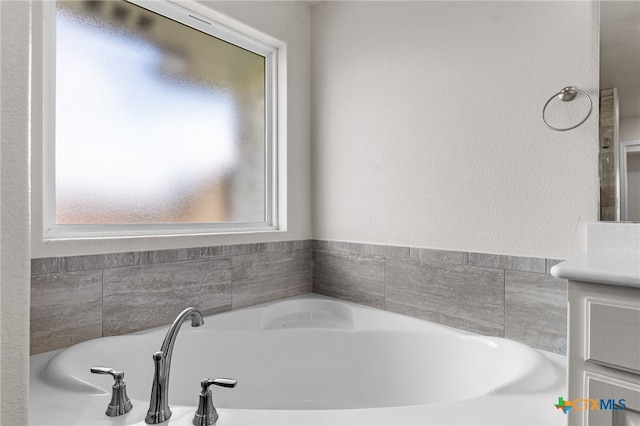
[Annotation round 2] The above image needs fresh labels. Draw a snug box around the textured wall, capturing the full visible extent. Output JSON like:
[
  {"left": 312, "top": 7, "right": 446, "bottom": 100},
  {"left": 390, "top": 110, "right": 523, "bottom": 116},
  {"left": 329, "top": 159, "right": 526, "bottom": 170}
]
[
  {"left": 311, "top": 1, "right": 600, "bottom": 259},
  {"left": 1, "top": 1, "right": 31, "bottom": 423},
  {"left": 621, "top": 116, "right": 640, "bottom": 142}
]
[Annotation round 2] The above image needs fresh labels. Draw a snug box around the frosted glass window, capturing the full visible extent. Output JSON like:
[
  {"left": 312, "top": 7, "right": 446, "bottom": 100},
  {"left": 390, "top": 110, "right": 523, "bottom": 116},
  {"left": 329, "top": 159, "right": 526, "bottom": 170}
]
[{"left": 48, "top": 0, "right": 276, "bottom": 236}]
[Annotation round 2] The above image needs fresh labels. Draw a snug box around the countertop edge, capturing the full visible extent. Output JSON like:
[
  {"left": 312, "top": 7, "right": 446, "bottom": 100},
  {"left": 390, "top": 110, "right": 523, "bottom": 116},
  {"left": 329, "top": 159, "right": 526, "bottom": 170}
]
[{"left": 550, "top": 252, "right": 640, "bottom": 288}]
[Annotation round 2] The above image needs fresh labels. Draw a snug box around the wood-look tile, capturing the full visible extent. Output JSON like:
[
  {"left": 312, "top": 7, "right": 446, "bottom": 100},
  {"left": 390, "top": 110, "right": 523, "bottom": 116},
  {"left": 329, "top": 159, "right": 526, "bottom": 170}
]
[
  {"left": 326, "top": 241, "right": 364, "bottom": 254},
  {"left": 312, "top": 240, "right": 330, "bottom": 251},
  {"left": 186, "top": 246, "right": 224, "bottom": 260},
  {"left": 60, "top": 254, "right": 105, "bottom": 272},
  {"left": 103, "top": 259, "right": 232, "bottom": 336},
  {"left": 31, "top": 239, "right": 571, "bottom": 360},
  {"left": 232, "top": 250, "right": 312, "bottom": 309},
  {"left": 385, "top": 299, "right": 502, "bottom": 336},
  {"left": 103, "top": 251, "right": 150, "bottom": 268},
  {"left": 409, "top": 247, "right": 468, "bottom": 265},
  {"left": 265, "top": 240, "right": 311, "bottom": 253},
  {"left": 30, "top": 270, "right": 102, "bottom": 354},
  {"left": 149, "top": 249, "right": 188, "bottom": 264},
  {"left": 468, "top": 252, "right": 546, "bottom": 273},
  {"left": 221, "top": 243, "right": 267, "bottom": 256},
  {"left": 505, "top": 270, "right": 567, "bottom": 354},
  {"left": 31, "top": 257, "right": 59, "bottom": 275},
  {"left": 385, "top": 258, "right": 504, "bottom": 336},
  {"left": 312, "top": 250, "right": 385, "bottom": 309},
  {"left": 362, "top": 244, "right": 410, "bottom": 259}
]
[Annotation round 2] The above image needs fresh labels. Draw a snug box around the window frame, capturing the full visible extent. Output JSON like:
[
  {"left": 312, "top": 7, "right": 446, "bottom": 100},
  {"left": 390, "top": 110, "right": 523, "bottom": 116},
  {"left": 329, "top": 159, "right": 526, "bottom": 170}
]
[{"left": 42, "top": 0, "right": 279, "bottom": 240}]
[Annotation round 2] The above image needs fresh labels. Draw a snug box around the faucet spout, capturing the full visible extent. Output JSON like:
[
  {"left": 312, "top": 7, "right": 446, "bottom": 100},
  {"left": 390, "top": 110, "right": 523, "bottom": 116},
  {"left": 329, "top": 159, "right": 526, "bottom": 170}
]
[{"left": 146, "top": 307, "right": 204, "bottom": 424}]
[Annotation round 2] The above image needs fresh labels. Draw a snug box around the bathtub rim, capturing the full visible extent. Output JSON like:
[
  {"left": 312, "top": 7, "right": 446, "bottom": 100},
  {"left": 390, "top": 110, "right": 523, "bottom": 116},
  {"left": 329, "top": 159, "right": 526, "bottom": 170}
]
[{"left": 29, "top": 293, "right": 568, "bottom": 426}]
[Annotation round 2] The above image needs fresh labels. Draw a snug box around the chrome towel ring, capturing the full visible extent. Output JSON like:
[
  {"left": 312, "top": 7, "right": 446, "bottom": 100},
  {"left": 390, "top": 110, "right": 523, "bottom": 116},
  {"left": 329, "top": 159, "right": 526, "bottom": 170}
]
[{"left": 542, "top": 86, "right": 592, "bottom": 132}]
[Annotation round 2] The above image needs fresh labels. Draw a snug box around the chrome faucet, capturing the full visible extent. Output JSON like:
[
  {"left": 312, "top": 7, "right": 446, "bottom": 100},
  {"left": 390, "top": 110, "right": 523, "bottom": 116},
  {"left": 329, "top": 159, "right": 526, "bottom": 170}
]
[{"left": 146, "top": 307, "right": 204, "bottom": 424}]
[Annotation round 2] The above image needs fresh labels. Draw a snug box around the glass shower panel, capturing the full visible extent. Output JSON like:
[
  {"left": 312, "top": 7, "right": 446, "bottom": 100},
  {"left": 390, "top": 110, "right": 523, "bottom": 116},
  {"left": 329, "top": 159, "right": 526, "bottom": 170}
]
[{"left": 55, "top": 1, "right": 266, "bottom": 225}]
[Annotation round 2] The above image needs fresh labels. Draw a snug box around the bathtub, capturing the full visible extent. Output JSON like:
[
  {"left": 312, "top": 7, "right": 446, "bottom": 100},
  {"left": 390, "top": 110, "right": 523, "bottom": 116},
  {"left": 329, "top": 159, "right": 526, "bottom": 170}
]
[{"left": 30, "top": 294, "right": 567, "bottom": 425}]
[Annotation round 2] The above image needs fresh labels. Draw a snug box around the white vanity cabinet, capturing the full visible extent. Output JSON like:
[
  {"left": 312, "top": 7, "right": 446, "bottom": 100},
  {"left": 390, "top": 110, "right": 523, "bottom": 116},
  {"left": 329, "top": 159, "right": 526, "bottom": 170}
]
[
  {"left": 567, "top": 280, "right": 640, "bottom": 426},
  {"left": 551, "top": 223, "right": 640, "bottom": 426}
]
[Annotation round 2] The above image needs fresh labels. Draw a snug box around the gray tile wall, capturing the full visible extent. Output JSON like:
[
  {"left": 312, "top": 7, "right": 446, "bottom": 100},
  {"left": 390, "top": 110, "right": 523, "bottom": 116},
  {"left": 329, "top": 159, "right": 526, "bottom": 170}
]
[
  {"left": 599, "top": 88, "right": 617, "bottom": 221},
  {"left": 312, "top": 240, "right": 568, "bottom": 355},
  {"left": 30, "top": 239, "right": 568, "bottom": 356},
  {"left": 30, "top": 241, "right": 311, "bottom": 354}
]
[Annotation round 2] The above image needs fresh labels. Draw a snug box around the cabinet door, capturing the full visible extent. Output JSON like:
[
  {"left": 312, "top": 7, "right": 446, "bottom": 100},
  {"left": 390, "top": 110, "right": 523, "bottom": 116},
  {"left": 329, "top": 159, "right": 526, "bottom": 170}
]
[
  {"left": 582, "top": 372, "right": 640, "bottom": 426},
  {"left": 613, "top": 406, "right": 640, "bottom": 426},
  {"left": 587, "top": 300, "right": 640, "bottom": 374}
]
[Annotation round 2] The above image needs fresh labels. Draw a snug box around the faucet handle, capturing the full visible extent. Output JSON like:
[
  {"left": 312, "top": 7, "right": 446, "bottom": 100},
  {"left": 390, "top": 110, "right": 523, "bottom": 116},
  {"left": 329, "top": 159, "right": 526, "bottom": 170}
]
[
  {"left": 204, "top": 378, "right": 237, "bottom": 390},
  {"left": 192, "top": 377, "right": 237, "bottom": 426},
  {"left": 90, "top": 366, "right": 133, "bottom": 417},
  {"left": 90, "top": 366, "right": 124, "bottom": 380}
]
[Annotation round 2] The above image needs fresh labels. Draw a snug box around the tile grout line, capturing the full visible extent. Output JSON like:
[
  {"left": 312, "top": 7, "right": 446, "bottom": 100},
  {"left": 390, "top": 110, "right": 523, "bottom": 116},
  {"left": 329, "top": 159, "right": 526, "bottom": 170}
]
[
  {"left": 230, "top": 253, "right": 235, "bottom": 310},
  {"left": 101, "top": 267, "right": 105, "bottom": 338},
  {"left": 383, "top": 254, "right": 387, "bottom": 311},
  {"left": 503, "top": 267, "right": 507, "bottom": 338}
]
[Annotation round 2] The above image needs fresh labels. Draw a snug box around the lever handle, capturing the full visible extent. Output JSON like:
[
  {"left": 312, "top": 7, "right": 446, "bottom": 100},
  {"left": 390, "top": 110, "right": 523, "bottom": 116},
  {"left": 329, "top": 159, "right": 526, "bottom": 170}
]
[
  {"left": 201, "top": 378, "right": 237, "bottom": 392},
  {"left": 193, "top": 377, "right": 237, "bottom": 426},
  {"left": 90, "top": 366, "right": 133, "bottom": 417},
  {"left": 90, "top": 366, "right": 124, "bottom": 382}
]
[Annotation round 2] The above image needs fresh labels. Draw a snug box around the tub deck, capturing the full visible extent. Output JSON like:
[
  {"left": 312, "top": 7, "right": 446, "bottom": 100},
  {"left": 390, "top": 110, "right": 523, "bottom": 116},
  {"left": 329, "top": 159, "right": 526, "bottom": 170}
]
[{"left": 30, "top": 294, "right": 568, "bottom": 425}]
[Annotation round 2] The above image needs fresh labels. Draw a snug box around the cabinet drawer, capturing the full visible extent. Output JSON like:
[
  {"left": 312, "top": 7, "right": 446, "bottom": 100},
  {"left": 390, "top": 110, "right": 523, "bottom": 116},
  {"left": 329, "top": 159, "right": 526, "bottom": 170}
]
[
  {"left": 613, "top": 406, "right": 640, "bottom": 426},
  {"left": 585, "top": 372, "right": 640, "bottom": 426},
  {"left": 587, "top": 300, "right": 640, "bottom": 374}
]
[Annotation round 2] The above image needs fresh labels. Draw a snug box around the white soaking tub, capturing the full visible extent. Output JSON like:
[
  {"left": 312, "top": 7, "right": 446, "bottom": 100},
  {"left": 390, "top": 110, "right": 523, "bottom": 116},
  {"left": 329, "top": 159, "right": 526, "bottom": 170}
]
[{"left": 30, "top": 294, "right": 567, "bottom": 425}]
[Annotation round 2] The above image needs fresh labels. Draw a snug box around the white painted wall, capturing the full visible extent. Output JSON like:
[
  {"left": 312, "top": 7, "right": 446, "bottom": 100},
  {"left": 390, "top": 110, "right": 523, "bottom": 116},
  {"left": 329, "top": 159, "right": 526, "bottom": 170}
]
[
  {"left": 621, "top": 115, "right": 640, "bottom": 143},
  {"left": 311, "top": 1, "right": 600, "bottom": 259},
  {"left": 31, "top": 0, "right": 312, "bottom": 258},
  {"left": 0, "top": 1, "right": 31, "bottom": 422},
  {"left": 627, "top": 152, "right": 640, "bottom": 221},
  {"left": 620, "top": 116, "right": 640, "bottom": 221}
]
